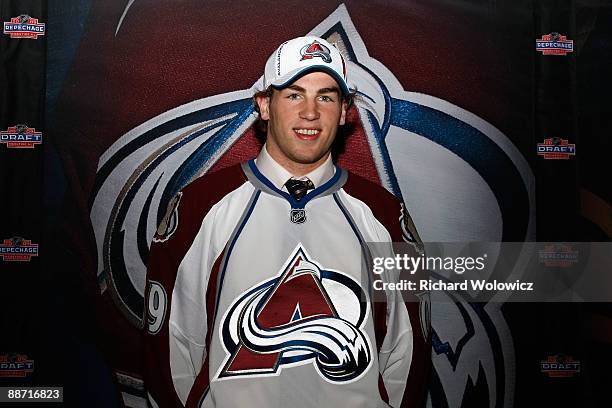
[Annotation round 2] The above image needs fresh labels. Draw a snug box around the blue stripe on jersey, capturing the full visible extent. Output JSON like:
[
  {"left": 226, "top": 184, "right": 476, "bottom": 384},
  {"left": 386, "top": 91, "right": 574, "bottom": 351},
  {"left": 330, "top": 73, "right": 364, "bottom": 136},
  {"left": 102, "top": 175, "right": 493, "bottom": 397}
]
[
  {"left": 212, "top": 190, "right": 261, "bottom": 331},
  {"left": 332, "top": 192, "right": 379, "bottom": 331},
  {"left": 332, "top": 192, "right": 375, "bottom": 277},
  {"left": 199, "top": 189, "right": 261, "bottom": 408}
]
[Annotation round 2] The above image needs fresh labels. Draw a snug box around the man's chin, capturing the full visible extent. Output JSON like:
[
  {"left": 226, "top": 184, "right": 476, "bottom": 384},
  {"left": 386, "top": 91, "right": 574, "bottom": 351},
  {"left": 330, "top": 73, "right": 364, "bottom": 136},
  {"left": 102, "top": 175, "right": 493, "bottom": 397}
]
[
  {"left": 287, "top": 152, "right": 329, "bottom": 166},
  {"left": 291, "top": 156, "right": 324, "bottom": 165}
]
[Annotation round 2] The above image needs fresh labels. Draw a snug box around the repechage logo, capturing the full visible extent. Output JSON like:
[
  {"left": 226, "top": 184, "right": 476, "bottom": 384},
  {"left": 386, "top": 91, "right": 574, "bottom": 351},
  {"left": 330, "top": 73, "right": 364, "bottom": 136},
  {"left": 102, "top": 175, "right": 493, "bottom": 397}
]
[
  {"left": 538, "top": 244, "right": 579, "bottom": 268},
  {"left": 537, "top": 137, "right": 576, "bottom": 160},
  {"left": 1, "top": 124, "right": 43, "bottom": 149},
  {"left": 3, "top": 14, "right": 45, "bottom": 39},
  {"left": 536, "top": 32, "right": 574, "bottom": 56},
  {"left": 0, "top": 237, "right": 39, "bottom": 262}
]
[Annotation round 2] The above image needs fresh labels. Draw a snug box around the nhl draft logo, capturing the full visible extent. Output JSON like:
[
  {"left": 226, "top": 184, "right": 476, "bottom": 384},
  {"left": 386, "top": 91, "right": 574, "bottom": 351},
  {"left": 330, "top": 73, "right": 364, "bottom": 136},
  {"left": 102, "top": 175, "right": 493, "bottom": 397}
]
[
  {"left": 0, "top": 354, "right": 34, "bottom": 377},
  {"left": 3, "top": 15, "right": 46, "bottom": 39},
  {"left": 0, "top": 237, "right": 39, "bottom": 262},
  {"left": 217, "top": 246, "right": 372, "bottom": 382},
  {"left": 300, "top": 40, "right": 332, "bottom": 63},
  {"left": 540, "top": 354, "right": 581, "bottom": 378},
  {"left": 537, "top": 137, "right": 576, "bottom": 159},
  {"left": 536, "top": 32, "right": 574, "bottom": 56},
  {"left": 1, "top": 124, "right": 43, "bottom": 149}
]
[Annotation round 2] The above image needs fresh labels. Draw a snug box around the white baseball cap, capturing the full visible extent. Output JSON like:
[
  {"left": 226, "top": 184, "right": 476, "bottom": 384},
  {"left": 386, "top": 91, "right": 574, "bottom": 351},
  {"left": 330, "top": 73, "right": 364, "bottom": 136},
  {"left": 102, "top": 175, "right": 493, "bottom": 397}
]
[{"left": 263, "top": 36, "right": 350, "bottom": 95}]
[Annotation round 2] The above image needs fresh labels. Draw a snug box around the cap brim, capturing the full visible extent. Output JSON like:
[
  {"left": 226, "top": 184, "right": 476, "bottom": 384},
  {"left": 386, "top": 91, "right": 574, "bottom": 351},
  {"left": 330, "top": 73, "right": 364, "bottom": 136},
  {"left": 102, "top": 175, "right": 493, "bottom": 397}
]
[{"left": 270, "top": 65, "right": 350, "bottom": 96}]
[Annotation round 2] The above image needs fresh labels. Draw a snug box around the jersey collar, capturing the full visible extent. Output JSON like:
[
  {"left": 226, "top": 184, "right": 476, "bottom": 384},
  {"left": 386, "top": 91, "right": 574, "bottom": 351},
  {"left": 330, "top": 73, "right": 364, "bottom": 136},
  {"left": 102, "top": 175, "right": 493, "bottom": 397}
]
[
  {"left": 243, "top": 159, "right": 347, "bottom": 209},
  {"left": 255, "top": 144, "right": 335, "bottom": 189}
]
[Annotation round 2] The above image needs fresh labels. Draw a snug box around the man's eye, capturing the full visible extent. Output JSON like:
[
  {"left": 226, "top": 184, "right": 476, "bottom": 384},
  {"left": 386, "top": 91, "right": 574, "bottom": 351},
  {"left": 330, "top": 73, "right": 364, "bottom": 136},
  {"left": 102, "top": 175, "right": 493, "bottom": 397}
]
[
  {"left": 319, "top": 95, "right": 334, "bottom": 102},
  {"left": 287, "top": 93, "right": 300, "bottom": 100}
]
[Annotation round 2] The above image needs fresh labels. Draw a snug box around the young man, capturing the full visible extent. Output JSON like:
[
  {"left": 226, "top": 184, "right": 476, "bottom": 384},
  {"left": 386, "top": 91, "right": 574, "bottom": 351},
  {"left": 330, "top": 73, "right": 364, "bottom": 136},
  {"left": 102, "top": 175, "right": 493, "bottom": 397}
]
[{"left": 144, "top": 36, "right": 430, "bottom": 408}]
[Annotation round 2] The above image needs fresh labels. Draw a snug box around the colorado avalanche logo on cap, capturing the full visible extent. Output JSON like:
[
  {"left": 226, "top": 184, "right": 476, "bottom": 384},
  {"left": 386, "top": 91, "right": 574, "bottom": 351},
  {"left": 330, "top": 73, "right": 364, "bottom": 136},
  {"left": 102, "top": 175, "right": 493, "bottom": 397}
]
[
  {"left": 300, "top": 40, "right": 332, "bottom": 63},
  {"left": 217, "top": 245, "right": 372, "bottom": 383}
]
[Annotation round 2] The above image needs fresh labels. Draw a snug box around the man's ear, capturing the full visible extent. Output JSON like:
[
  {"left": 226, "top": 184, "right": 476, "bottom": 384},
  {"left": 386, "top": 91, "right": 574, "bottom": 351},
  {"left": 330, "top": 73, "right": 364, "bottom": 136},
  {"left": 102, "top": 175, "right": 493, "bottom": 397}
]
[
  {"left": 255, "top": 94, "right": 271, "bottom": 121},
  {"left": 338, "top": 100, "right": 347, "bottom": 126}
]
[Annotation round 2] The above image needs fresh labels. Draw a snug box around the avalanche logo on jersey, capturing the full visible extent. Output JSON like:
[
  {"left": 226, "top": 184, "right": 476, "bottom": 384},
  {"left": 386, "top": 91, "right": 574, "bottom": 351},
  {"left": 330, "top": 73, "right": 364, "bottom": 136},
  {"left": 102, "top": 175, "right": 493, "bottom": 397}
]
[{"left": 217, "top": 246, "right": 372, "bottom": 383}]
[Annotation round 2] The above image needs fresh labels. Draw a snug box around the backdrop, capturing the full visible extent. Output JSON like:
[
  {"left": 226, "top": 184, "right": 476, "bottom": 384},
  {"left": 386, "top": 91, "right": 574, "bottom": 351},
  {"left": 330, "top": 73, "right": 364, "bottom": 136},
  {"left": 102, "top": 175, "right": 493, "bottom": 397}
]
[{"left": 1, "top": 1, "right": 611, "bottom": 407}]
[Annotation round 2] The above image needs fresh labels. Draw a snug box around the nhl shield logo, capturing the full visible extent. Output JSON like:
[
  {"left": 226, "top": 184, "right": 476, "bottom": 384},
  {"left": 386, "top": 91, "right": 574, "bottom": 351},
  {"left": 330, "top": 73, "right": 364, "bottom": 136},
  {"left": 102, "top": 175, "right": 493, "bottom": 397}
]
[{"left": 290, "top": 209, "right": 306, "bottom": 224}]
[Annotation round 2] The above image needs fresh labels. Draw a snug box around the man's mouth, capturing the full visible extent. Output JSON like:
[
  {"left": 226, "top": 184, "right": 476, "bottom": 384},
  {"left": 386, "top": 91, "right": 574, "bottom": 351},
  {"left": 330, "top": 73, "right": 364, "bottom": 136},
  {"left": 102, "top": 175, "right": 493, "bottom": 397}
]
[{"left": 294, "top": 128, "right": 321, "bottom": 139}]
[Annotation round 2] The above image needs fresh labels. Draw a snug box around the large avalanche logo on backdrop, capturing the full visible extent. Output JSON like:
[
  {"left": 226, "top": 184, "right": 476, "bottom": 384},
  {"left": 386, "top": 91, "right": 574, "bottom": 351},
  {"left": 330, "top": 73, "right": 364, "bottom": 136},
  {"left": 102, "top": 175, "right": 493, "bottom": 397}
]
[
  {"left": 91, "top": 4, "right": 534, "bottom": 408},
  {"left": 217, "top": 246, "right": 371, "bottom": 382}
]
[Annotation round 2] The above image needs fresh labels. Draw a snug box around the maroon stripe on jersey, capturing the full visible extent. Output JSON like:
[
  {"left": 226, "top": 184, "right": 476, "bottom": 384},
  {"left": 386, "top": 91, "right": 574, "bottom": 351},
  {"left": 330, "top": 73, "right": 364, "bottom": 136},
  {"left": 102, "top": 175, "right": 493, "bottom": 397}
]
[
  {"left": 373, "top": 301, "right": 388, "bottom": 354},
  {"left": 378, "top": 373, "right": 390, "bottom": 404},
  {"left": 342, "top": 171, "right": 403, "bottom": 352},
  {"left": 185, "top": 250, "right": 225, "bottom": 408},
  {"left": 399, "top": 301, "right": 431, "bottom": 408},
  {"left": 341, "top": 171, "right": 404, "bottom": 241},
  {"left": 205, "top": 251, "right": 225, "bottom": 349}
]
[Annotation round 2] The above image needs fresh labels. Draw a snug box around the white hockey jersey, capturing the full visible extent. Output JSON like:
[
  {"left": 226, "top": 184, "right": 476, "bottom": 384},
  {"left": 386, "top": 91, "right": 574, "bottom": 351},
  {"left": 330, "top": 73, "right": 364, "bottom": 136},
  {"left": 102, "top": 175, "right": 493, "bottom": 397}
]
[{"left": 143, "top": 160, "right": 429, "bottom": 408}]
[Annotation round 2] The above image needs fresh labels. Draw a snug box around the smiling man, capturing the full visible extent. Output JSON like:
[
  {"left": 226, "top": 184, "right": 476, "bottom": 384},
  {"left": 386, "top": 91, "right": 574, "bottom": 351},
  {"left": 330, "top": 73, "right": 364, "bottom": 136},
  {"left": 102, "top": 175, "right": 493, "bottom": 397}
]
[
  {"left": 143, "top": 36, "right": 430, "bottom": 408},
  {"left": 258, "top": 72, "right": 345, "bottom": 172}
]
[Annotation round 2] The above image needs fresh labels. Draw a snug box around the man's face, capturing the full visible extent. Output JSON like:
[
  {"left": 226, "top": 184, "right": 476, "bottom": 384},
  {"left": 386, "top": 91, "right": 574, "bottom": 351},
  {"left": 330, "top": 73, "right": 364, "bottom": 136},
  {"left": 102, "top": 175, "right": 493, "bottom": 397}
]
[{"left": 256, "top": 71, "right": 347, "bottom": 174}]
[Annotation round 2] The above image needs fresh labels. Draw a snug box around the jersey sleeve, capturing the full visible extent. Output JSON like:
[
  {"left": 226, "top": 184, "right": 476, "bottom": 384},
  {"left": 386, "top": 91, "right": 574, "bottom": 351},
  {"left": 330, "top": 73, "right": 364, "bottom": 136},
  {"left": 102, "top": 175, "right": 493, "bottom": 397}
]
[
  {"left": 378, "top": 200, "right": 430, "bottom": 408},
  {"left": 143, "top": 189, "right": 204, "bottom": 407},
  {"left": 378, "top": 272, "right": 430, "bottom": 408},
  {"left": 342, "top": 173, "right": 431, "bottom": 408},
  {"left": 143, "top": 166, "right": 247, "bottom": 408}
]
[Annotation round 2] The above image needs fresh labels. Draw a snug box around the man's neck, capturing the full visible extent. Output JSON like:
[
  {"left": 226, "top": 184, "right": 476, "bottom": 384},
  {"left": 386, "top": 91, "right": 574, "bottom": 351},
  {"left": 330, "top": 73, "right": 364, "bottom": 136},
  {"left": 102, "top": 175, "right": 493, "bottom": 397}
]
[
  {"left": 272, "top": 154, "right": 330, "bottom": 177},
  {"left": 255, "top": 145, "right": 334, "bottom": 189}
]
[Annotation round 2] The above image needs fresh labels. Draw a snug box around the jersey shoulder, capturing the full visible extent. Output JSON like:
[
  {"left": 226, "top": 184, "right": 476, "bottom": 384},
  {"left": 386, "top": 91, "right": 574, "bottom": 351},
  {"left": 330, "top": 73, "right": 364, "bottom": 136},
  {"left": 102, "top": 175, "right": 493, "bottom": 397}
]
[
  {"left": 342, "top": 170, "right": 401, "bottom": 210},
  {"left": 342, "top": 169, "right": 422, "bottom": 246},
  {"left": 180, "top": 163, "right": 248, "bottom": 204},
  {"left": 152, "top": 163, "right": 248, "bottom": 244}
]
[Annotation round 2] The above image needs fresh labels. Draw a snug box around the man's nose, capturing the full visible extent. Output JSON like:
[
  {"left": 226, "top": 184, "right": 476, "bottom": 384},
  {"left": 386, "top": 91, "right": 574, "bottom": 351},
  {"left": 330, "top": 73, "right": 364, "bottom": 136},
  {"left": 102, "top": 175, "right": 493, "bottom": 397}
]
[{"left": 299, "top": 99, "right": 320, "bottom": 120}]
